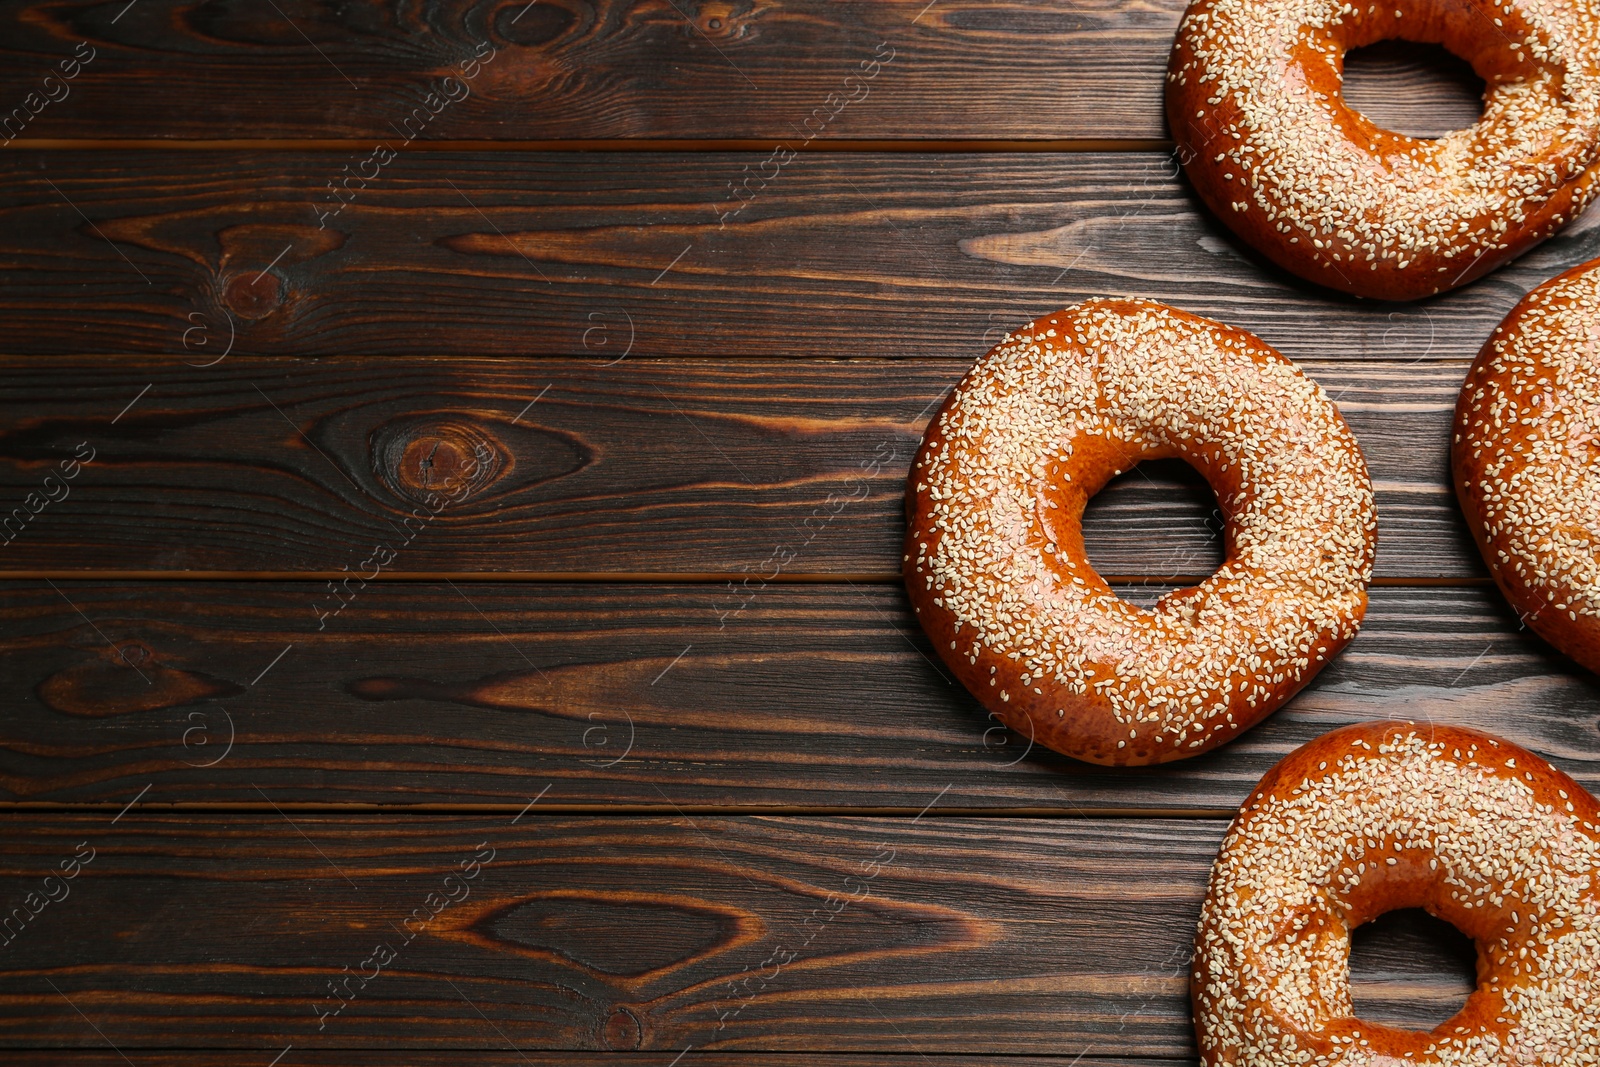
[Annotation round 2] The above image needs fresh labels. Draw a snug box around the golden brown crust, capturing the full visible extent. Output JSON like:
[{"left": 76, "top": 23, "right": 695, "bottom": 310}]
[
  {"left": 1453, "top": 257, "right": 1600, "bottom": 674},
  {"left": 903, "top": 299, "right": 1375, "bottom": 766},
  {"left": 1194, "top": 721, "right": 1600, "bottom": 1066},
  {"left": 1167, "top": 0, "right": 1600, "bottom": 301}
]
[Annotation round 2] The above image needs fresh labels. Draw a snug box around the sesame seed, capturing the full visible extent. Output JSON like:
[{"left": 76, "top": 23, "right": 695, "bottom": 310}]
[
  {"left": 904, "top": 299, "right": 1375, "bottom": 765},
  {"left": 1168, "top": 0, "right": 1600, "bottom": 299},
  {"left": 1195, "top": 722, "right": 1600, "bottom": 1066},
  {"left": 1455, "top": 259, "right": 1600, "bottom": 671}
]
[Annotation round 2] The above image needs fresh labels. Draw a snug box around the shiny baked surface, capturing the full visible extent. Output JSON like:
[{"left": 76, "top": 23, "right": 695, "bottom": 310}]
[
  {"left": 1169, "top": 0, "right": 1600, "bottom": 299},
  {"left": 906, "top": 299, "right": 1376, "bottom": 764},
  {"left": 1456, "top": 256, "right": 1600, "bottom": 673},
  {"left": 1196, "top": 721, "right": 1600, "bottom": 1066}
]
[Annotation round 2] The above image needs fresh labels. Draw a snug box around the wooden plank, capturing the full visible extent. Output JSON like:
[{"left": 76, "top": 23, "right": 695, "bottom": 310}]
[
  {"left": 0, "top": 357, "right": 1473, "bottom": 580},
  {"left": 0, "top": 814, "right": 1473, "bottom": 1051},
  {"left": 0, "top": 581, "right": 1586, "bottom": 811},
  {"left": 0, "top": 151, "right": 1591, "bottom": 360},
  {"left": 1340, "top": 41, "right": 1483, "bottom": 140},
  {"left": 0, "top": 0, "right": 1484, "bottom": 142},
  {"left": 0, "top": 1056, "right": 1193, "bottom": 1066}
]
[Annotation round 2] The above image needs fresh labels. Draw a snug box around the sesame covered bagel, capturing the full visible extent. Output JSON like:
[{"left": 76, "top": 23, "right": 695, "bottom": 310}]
[
  {"left": 904, "top": 299, "right": 1376, "bottom": 766},
  {"left": 1167, "top": 0, "right": 1600, "bottom": 301},
  {"left": 1454, "top": 257, "right": 1600, "bottom": 674},
  {"left": 1194, "top": 721, "right": 1600, "bottom": 1067}
]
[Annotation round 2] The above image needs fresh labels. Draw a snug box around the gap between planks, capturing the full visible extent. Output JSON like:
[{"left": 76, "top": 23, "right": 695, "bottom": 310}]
[
  {"left": 0, "top": 802, "right": 1236, "bottom": 819},
  {"left": 4, "top": 138, "right": 1174, "bottom": 153},
  {"left": 0, "top": 1054, "right": 1193, "bottom": 1064},
  {"left": 0, "top": 572, "right": 1490, "bottom": 586}
]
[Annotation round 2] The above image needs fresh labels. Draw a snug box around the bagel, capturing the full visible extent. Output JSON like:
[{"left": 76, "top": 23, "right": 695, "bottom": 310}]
[
  {"left": 1194, "top": 720, "right": 1600, "bottom": 1066},
  {"left": 903, "top": 299, "right": 1376, "bottom": 766},
  {"left": 1454, "top": 256, "right": 1600, "bottom": 673},
  {"left": 1166, "top": 0, "right": 1600, "bottom": 300}
]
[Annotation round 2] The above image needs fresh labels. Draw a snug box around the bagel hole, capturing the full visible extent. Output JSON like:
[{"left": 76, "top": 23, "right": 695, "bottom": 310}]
[
  {"left": 1348, "top": 908, "right": 1477, "bottom": 1031},
  {"left": 1341, "top": 41, "right": 1485, "bottom": 139},
  {"left": 1080, "top": 458, "right": 1224, "bottom": 603}
]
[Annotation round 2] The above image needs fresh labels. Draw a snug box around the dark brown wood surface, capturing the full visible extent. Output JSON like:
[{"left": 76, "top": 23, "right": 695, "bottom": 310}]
[
  {"left": 0, "top": 815, "right": 1472, "bottom": 1052},
  {"left": 0, "top": 1057, "right": 1194, "bottom": 1066},
  {"left": 4, "top": 151, "right": 1595, "bottom": 359},
  {"left": 0, "top": 6, "right": 1587, "bottom": 1063},
  {"left": 0, "top": 0, "right": 1485, "bottom": 142},
  {"left": 0, "top": 357, "right": 1474, "bottom": 579},
  {"left": 0, "top": 581, "right": 1586, "bottom": 811}
]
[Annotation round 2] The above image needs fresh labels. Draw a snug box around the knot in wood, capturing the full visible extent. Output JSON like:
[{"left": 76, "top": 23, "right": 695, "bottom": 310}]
[
  {"left": 695, "top": 1, "right": 749, "bottom": 39},
  {"left": 373, "top": 418, "right": 502, "bottom": 504},
  {"left": 222, "top": 270, "right": 284, "bottom": 320},
  {"left": 601, "top": 1006, "right": 643, "bottom": 1050}
]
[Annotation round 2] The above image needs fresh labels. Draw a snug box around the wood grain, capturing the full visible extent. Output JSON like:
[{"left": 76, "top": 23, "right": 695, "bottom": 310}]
[
  {"left": 1339, "top": 41, "right": 1483, "bottom": 140},
  {"left": 0, "top": 0, "right": 1488, "bottom": 141},
  {"left": 0, "top": 814, "right": 1474, "bottom": 1051},
  {"left": 2, "top": 151, "right": 1594, "bottom": 359},
  {"left": 1348, "top": 908, "right": 1475, "bottom": 1031},
  {"left": 0, "top": 2, "right": 1528, "bottom": 1062},
  {"left": 0, "top": 581, "right": 1593, "bottom": 811},
  {"left": 0, "top": 1057, "right": 1195, "bottom": 1066},
  {"left": 0, "top": 356, "right": 1474, "bottom": 579}
]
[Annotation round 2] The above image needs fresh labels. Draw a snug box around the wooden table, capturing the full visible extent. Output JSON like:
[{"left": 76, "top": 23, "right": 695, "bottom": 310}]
[{"left": 0, "top": 2, "right": 1586, "bottom": 1063}]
